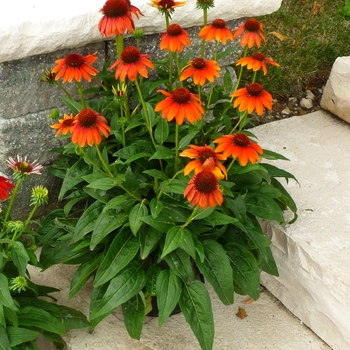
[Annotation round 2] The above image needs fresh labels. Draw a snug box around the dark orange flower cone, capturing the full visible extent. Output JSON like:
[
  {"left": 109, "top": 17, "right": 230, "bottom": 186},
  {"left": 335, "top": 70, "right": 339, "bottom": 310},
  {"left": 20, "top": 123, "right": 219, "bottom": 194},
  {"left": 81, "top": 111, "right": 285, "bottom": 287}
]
[
  {"left": 232, "top": 18, "right": 266, "bottom": 48},
  {"left": 155, "top": 87, "right": 204, "bottom": 125},
  {"left": 98, "top": 0, "right": 140, "bottom": 37},
  {"left": 180, "top": 144, "right": 227, "bottom": 179},
  {"left": 199, "top": 19, "right": 234, "bottom": 45},
  {"left": 214, "top": 133, "right": 263, "bottom": 166},
  {"left": 184, "top": 157, "right": 224, "bottom": 209},
  {"left": 0, "top": 176, "right": 15, "bottom": 200},
  {"left": 160, "top": 23, "right": 190, "bottom": 52},
  {"left": 180, "top": 57, "right": 220, "bottom": 86},
  {"left": 236, "top": 53, "right": 280, "bottom": 75},
  {"left": 52, "top": 52, "right": 98, "bottom": 83},
  {"left": 71, "top": 108, "right": 110, "bottom": 147},
  {"left": 51, "top": 114, "right": 76, "bottom": 136},
  {"left": 109, "top": 46, "right": 154, "bottom": 81},
  {"left": 231, "top": 83, "right": 272, "bottom": 116}
]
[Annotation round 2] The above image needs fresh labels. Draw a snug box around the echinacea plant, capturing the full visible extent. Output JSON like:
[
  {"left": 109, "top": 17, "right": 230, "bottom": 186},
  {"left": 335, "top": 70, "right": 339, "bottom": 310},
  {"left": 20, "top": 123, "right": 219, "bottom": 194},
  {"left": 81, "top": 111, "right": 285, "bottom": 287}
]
[
  {"left": 39, "top": 1, "right": 297, "bottom": 349},
  {"left": 0, "top": 156, "right": 88, "bottom": 349}
]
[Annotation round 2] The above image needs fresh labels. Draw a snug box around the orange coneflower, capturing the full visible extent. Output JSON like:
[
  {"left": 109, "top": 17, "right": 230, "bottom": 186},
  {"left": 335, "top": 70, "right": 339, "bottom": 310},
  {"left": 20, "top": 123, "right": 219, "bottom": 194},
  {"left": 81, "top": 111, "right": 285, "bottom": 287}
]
[
  {"left": 184, "top": 157, "right": 224, "bottom": 210},
  {"left": 180, "top": 145, "right": 227, "bottom": 179},
  {"left": 71, "top": 108, "right": 110, "bottom": 147},
  {"left": 149, "top": 0, "right": 187, "bottom": 14},
  {"left": 160, "top": 23, "right": 190, "bottom": 52},
  {"left": 232, "top": 18, "right": 266, "bottom": 48},
  {"left": 154, "top": 87, "right": 204, "bottom": 125},
  {"left": 0, "top": 176, "right": 15, "bottom": 201},
  {"left": 52, "top": 52, "right": 98, "bottom": 83},
  {"left": 109, "top": 46, "right": 154, "bottom": 81},
  {"left": 98, "top": 0, "right": 140, "bottom": 37},
  {"left": 51, "top": 114, "right": 76, "bottom": 136},
  {"left": 7, "top": 156, "right": 43, "bottom": 180},
  {"left": 199, "top": 19, "right": 234, "bottom": 45},
  {"left": 231, "top": 83, "right": 272, "bottom": 116},
  {"left": 214, "top": 133, "right": 263, "bottom": 166},
  {"left": 236, "top": 53, "right": 279, "bottom": 75},
  {"left": 179, "top": 58, "right": 220, "bottom": 86}
]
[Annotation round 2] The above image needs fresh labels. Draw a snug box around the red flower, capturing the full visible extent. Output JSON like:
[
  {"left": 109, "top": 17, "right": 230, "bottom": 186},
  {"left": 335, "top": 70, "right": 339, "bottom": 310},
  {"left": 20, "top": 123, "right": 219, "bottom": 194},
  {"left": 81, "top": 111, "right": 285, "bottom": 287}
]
[
  {"left": 231, "top": 83, "right": 272, "bottom": 116},
  {"left": 99, "top": 0, "right": 141, "bottom": 37},
  {"left": 51, "top": 114, "right": 75, "bottom": 136},
  {"left": 52, "top": 52, "right": 98, "bottom": 83},
  {"left": 155, "top": 88, "right": 204, "bottom": 125},
  {"left": 71, "top": 108, "right": 110, "bottom": 147},
  {"left": 109, "top": 46, "right": 154, "bottom": 81},
  {"left": 236, "top": 53, "right": 280, "bottom": 75},
  {"left": 160, "top": 23, "right": 190, "bottom": 52},
  {"left": 199, "top": 19, "right": 234, "bottom": 45},
  {"left": 232, "top": 18, "right": 266, "bottom": 48},
  {"left": 179, "top": 58, "right": 220, "bottom": 86},
  {"left": 0, "top": 176, "right": 15, "bottom": 201},
  {"left": 214, "top": 133, "right": 263, "bottom": 166},
  {"left": 184, "top": 157, "right": 224, "bottom": 209},
  {"left": 180, "top": 145, "right": 227, "bottom": 179}
]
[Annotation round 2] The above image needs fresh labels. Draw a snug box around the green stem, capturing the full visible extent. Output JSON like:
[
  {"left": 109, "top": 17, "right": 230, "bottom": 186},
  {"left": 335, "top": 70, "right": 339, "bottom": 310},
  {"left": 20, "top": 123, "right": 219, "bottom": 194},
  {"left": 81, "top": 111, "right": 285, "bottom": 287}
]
[
  {"left": 79, "top": 147, "right": 106, "bottom": 175},
  {"left": 226, "top": 158, "right": 236, "bottom": 173},
  {"left": 2, "top": 180, "right": 22, "bottom": 229},
  {"left": 134, "top": 79, "right": 157, "bottom": 150},
  {"left": 168, "top": 51, "right": 173, "bottom": 88},
  {"left": 95, "top": 143, "right": 114, "bottom": 178},
  {"left": 175, "top": 123, "right": 179, "bottom": 172},
  {"left": 181, "top": 206, "right": 199, "bottom": 228},
  {"left": 17, "top": 203, "right": 40, "bottom": 241},
  {"left": 54, "top": 81, "right": 72, "bottom": 99},
  {"left": 116, "top": 34, "right": 124, "bottom": 59},
  {"left": 230, "top": 110, "right": 247, "bottom": 134},
  {"left": 157, "top": 169, "right": 184, "bottom": 200},
  {"left": 251, "top": 70, "right": 257, "bottom": 83},
  {"left": 233, "top": 46, "right": 249, "bottom": 92},
  {"left": 76, "top": 81, "right": 86, "bottom": 108},
  {"left": 165, "top": 13, "right": 170, "bottom": 29},
  {"left": 200, "top": 8, "right": 208, "bottom": 57}
]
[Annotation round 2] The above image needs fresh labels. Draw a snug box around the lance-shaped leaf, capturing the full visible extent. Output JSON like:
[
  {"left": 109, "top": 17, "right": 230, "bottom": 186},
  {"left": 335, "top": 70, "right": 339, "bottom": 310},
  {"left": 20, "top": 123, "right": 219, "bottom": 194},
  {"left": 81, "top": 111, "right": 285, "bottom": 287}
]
[{"left": 129, "top": 202, "right": 148, "bottom": 235}]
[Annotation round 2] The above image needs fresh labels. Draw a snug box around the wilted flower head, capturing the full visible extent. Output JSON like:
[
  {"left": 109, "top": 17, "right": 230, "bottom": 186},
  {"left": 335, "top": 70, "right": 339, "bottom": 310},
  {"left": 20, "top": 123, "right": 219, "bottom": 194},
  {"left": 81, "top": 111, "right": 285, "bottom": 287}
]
[
  {"left": 149, "top": 0, "right": 186, "bottom": 16},
  {"left": 196, "top": 0, "right": 215, "bottom": 10},
  {"left": 42, "top": 68, "right": 57, "bottom": 84},
  {"left": 31, "top": 186, "right": 49, "bottom": 206},
  {"left": 7, "top": 156, "right": 43, "bottom": 180},
  {"left": 5, "top": 220, "right": 24, "bottom": 235}
]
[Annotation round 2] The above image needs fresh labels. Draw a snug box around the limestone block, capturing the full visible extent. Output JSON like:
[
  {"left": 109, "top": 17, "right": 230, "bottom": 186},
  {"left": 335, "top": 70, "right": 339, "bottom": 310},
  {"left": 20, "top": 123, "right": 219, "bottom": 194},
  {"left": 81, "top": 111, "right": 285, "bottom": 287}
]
[
  {"left": 251, "top": 111, "right": 350, "bottom": 350},
  {"left": 320, "top": 56, "right": 350, "bottom": 124},
  {"left": 0, "top": 0, "right": 282, "bottom": 63}
]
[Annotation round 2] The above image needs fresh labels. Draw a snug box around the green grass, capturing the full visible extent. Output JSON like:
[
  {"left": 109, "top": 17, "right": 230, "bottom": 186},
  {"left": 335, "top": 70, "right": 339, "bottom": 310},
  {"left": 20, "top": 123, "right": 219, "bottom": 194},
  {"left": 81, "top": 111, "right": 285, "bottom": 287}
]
[{"left": 254, "top": 0, "right": 350, "bottom": 97}]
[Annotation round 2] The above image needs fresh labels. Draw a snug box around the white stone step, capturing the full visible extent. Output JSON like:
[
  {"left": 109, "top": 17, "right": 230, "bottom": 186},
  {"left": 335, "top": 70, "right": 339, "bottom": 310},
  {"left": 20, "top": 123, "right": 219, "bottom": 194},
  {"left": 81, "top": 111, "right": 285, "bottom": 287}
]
[{"left": 252, "top": 111, "right": 350, "bottom": 350}]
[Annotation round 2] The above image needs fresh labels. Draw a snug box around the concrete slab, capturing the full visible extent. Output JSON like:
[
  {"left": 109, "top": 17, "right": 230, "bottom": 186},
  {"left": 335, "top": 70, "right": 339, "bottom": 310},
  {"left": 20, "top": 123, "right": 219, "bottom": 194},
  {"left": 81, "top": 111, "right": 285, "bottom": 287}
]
[
  {"left": 251, "top": 111, "right": 350, "bottom": 350},
  {"left": 29, "top": 262, "right": 330, "bottom": 350}
]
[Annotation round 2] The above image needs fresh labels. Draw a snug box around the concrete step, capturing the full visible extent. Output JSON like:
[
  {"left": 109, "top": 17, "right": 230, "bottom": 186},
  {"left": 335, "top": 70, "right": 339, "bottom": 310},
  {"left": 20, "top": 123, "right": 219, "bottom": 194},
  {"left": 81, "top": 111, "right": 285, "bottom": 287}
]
[
  {"left": 30, "top": 263, "right": 329, "bottom": 350},
  {"left": 252, "top": 111, "right": 350, "bottom": 350}
]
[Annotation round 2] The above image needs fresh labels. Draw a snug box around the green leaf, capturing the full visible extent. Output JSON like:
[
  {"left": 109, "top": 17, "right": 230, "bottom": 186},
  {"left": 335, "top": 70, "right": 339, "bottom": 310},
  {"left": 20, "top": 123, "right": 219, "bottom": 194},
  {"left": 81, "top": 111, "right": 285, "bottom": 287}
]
[
  {"left": 149, "top": 198, "right": 164, "bottom": 219},
  {"left": 178, "top": 230, "right": 196, "bottom": 260},
  {"left": 225, "top": 243, "right": 260, "bottom": 300},
  {"left": 0, "top": 325, "right": 11, "bottom": 350},
  {"left": 90, "top": 261, "right": 146, "bottom": 322},
  {"left": 163, "top": 250, "right": 194, "bottom": 283},
  {"left": 141, "top": 215, "right": 173, "bottom": 233},
  {"left": 204, "top": 211, "right": 239, "bottom": 226},
  {"left": 139, "top": 226, "right": 163, "bottom": 260},
  {"left": 104, "top": 194, "right": 130, "bottom": 210},
  {"left": 122, "top": 293, "right": 145, "bottom": 340},
  {"left": 69, "top": 255, "right": 103, "bottom": 299},
  {"left": 61, "top": 96, "right": 82, "bottom": 114},
  {"left": 7, "top": 326, "right": 38, "bottom": 347},
  {"left": 261, "top": 149, "right": 290, "bottom": 161},
  {"left": 129, "top": 202, "right": 149, "bottom": 235},
  {"left": 10, "top": 242, "right": 30, "bottom": 276},
  {"left": 59, "top": 159, "right": 90, "bottom": 200},
  {"left": 146, "top": 264, "right": 162, "bottom": 296},
  {"left": 143, "top": 169, "right": 168, "bottom": 181},
  {"left": 196, "top": 240, "right": 234, "bottom": 305},
  {"left": 179, "top": 281, "right": 214, "bottom": 350},
  {"left": 161, "top": 226, "right": 186, "bottom": 259},
  {"left": 90, "top": 209, "right": 126, "bottom": 249},
  {"left": 73, "top": 200, "right": 104, "bottom": 242},
  {"left": 86, "top": 177, "right": 116, "bottom": 191},
  {"left": 178, "top": 131, "right": 198, "bottom": 149},
  {"left": 123, "top": 167, "right": 140, "bottom": 198},
  {"left": 156, "top": 270, "right": 182, "bottom": 327},
  {"left": 192, "top": 207, "right": 215, "bottom": 220},
  {"left": 94, "top": 229, "right": 139, "bottom": 287},
  {"left": 155, "top": 117, "right": 169, "bottom": 145},
  {"left": 0, "top": 274, "right": 18, "bottom": 311},
  {"left": 245, "top": 193, "right": 285, "bottom": 223},
  {"left": 258, "top": 245, "right": 279, "bottom": 277},
  {"left": 58, "top": 305, "right": 90, "bottom": 330},
  {"left": 17, "top": 306, "right": 66, "bottom": 334},
  {"left": 149, "top": 145, "right": 174, "bottom": 160}
]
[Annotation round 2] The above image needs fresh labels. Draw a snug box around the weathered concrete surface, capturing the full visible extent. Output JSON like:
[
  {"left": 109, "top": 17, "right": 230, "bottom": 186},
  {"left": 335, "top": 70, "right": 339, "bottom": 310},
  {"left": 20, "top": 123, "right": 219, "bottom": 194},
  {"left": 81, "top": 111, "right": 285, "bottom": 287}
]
[
  {"left": 0, "top": 0, "right": 282, "bottom": 63},
  {"left": 320, "top": 56, "right": 350, "bottom": 124},
  {"left": 29, "top": 263, "right": 330, "bottom": 350},
  {"left": 251, "top": 111, "right": 350, "bottom": 350}
]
